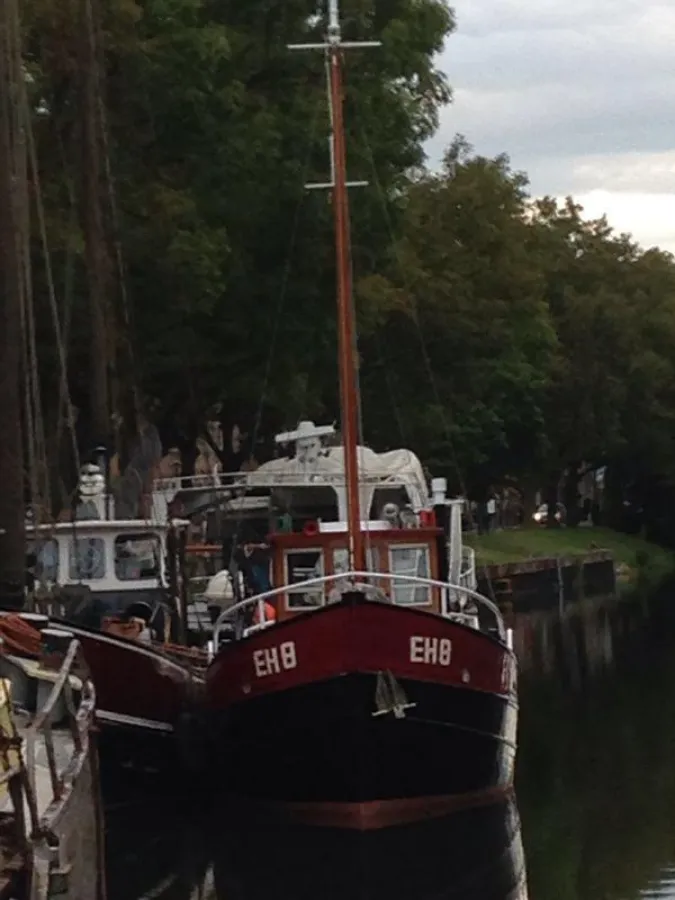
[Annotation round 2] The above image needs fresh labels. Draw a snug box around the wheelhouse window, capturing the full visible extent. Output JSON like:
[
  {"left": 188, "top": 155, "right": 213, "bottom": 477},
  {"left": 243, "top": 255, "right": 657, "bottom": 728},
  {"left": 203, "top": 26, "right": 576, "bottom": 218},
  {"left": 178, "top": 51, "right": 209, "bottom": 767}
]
[
  {"left": 285, "top": 549, "right": 324, "bottom": 610},
  {"left": 330, "top": 546, "right": 381, "bottom": 602},
  {"left": 114, "top": 533, "right": 161, "bottom": 581},
  {"left": 332, "top": 546, "right": 380, "bottom": 576},
  {"left": 68, "top": 537, "right": 106, "bottom": 581},
  {"left": 389, "top": 544, "right": 431, "bottom": 605},
  {"left": 34, "top": 539, "right": 59, "bottom": 583}
]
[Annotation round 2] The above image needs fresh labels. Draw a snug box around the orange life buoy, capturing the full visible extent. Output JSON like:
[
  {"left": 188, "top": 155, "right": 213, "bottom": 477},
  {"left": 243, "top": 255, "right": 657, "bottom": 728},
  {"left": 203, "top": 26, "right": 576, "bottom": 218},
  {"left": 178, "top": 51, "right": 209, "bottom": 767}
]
[{"left": 253, "top": 601, "right": 277, "bottom": 625}]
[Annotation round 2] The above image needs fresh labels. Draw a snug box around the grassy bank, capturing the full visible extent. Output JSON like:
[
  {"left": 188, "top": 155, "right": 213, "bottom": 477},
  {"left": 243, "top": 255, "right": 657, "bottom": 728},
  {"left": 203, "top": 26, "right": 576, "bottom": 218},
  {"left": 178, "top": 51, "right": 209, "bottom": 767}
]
[{"left": 466, "top": 526, "right": 675, "bottom": 583}]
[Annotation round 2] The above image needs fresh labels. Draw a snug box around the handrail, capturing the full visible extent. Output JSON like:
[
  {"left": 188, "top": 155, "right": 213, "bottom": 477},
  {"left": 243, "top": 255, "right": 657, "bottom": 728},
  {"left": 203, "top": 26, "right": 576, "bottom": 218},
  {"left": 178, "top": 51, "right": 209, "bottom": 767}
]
[
  {"left": 212, "top": 571, "right": 506, "bottom": 651},
  {"left": 460, "top": 547, "right": 477, "bottom": 589},
  {"left": 25, "top": 636, "right": 96, "bottom": 818},
  {"left": 29, "top": 638, "right": 81, "bottom": 734},
  {"left": 153, "top": 470, "right": 428, "bottom": 494},
  {"left": 0, "top": 635, "right": 99, "bottom": 899}
]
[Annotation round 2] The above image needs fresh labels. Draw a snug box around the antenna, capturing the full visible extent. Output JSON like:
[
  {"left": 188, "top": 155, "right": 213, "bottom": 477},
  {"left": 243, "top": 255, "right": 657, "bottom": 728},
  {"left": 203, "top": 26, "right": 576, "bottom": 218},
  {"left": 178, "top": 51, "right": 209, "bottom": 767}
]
[{"left": 289, "top": 1, "right": 381, "bottom": 192}]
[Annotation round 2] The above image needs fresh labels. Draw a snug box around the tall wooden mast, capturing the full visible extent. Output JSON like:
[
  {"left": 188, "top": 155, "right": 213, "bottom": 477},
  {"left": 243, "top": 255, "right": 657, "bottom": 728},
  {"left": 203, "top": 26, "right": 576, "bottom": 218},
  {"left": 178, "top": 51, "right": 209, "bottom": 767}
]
[
  {"left": 290, "top": 1, "right": 379, "bottom": 570},
  {"left": 80, "top": 0, "right": 112, "bottom": 451},
  {"left": 0, "top": 0, "right": 26, "bottom": 608}
]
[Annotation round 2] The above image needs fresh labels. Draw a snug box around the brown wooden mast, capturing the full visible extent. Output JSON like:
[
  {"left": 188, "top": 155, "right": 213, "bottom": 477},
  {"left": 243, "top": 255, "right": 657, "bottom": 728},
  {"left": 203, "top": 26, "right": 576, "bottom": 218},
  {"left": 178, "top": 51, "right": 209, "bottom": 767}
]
[
  {"left": 328, "top": 38, "right": 364, "bottom": 570},
  {"left": 0, "top": 0, "right": 26, "bottom": 608},
  {"left": 80, "top": 0, "right": 112, "bottom": 450},
  {"left": 291, "top": 2, "right": 379, "bottom": 571}
]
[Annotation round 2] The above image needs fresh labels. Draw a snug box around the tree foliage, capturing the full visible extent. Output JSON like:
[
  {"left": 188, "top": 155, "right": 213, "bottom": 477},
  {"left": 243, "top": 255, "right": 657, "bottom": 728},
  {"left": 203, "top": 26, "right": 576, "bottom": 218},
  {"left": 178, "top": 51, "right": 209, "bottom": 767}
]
[{"left": 22, "top": 0, "right": 675, "bottom": 536}]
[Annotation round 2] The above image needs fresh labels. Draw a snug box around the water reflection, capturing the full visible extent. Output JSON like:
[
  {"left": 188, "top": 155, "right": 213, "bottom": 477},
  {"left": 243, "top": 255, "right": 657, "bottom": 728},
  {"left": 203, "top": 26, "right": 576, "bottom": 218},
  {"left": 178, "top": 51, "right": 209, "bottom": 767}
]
[
  {"left": 515, "top": 590, "right": 675, "bottom": 900},
  {"left": 103, "top": 770, "right": 215, "bottom": 899},
  {"left": 214, "top": 798, "right": 528, "bottom": 899},
  {"left": 105, "top": 588, "right": 675, "bottom": 900},
  {"left": 104, "top": 774, "right": 527, "bottom": 898}
]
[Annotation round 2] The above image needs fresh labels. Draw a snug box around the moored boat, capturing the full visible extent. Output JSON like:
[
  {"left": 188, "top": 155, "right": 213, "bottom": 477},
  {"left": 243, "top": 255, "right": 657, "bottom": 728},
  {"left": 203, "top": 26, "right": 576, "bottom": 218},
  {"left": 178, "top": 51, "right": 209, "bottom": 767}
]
[
  {"left": 26, "top": 470, "right": 204, "bottom": 741},
  {"left": 203, "top": 423, "right": 517, "bottom": 828},
  {"left": 200, "top": 0, "right": 518, "bottom": 831}
]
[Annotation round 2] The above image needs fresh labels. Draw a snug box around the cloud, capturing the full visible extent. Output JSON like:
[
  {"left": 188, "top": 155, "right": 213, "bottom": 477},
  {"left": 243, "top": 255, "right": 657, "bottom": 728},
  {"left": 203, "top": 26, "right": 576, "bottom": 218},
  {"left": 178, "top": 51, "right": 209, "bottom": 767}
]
[
  {"left": 573, "top": 191, "right": 675, "bottom": 254},
  {"left": 456, "top": 0, "right": 659, "bottom": 37},
  {"left": 429, "top": 1, "right": 675, "bottom": 252}
]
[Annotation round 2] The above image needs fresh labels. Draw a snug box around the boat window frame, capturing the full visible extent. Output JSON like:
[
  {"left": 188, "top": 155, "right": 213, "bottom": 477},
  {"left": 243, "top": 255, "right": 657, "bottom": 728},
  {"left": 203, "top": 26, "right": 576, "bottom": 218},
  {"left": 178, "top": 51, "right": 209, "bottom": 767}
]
[
  {"left": 113, "top": 531, "right": 162, "bottom": 582},
  {"left": 387, "top": 542, "right": 432, "bottom": 606},
  {"left": 68, "top": 536, "right": 107, "bottom": 581},
  {"left": 284, "top": 546, "right": 325, "bottom": 611},
  {"left": 332, "top": 545, "right": 379, "bottom": 576},
  {"left": 33, "top": 537, "right": 60, "bottom": 583}
]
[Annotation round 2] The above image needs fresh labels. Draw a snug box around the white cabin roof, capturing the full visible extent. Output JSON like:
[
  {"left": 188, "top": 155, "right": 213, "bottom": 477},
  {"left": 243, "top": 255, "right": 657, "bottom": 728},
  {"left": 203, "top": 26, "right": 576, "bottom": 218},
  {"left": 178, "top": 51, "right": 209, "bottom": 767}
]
[{"left": 246, "top": 445, "right": 429, "bottom": 508}]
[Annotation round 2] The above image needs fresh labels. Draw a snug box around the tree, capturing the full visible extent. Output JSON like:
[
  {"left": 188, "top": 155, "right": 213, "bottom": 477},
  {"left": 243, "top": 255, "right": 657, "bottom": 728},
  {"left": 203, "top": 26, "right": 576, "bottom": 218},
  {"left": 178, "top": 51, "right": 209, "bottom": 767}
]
[
  {"left": 530, "top": 198, "right": 675, "bottom": 530},
  {"left": 358, "top": 139, "right": 556, "bottom": 491},
  {"left": 25, "top": 0, "right": 456, "bottom": 480}
]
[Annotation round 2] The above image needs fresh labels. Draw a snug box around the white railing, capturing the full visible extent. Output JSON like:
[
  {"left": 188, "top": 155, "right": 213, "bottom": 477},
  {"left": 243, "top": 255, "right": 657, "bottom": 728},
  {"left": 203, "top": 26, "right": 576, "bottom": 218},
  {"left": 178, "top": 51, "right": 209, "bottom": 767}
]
[
  {"left": 153, "top": 470, "right": 428, "bottom": 496},
  {"left": 460, "top": 547, "right": 477, "bottom": 591},
  {"left": 211, "top": 571, "right": 507, "bottom": 652},
  {"left": 26, "top": 637, "right": 96, "bottom": 815}
]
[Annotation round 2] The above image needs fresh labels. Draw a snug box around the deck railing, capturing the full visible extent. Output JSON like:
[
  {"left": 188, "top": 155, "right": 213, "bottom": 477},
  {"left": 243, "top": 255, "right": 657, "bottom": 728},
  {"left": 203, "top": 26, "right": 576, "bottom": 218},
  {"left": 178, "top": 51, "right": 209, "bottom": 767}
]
[
  {"left": 0, "top": 634, "right": 97, "bottom": 899},
  {"left": 459, "top": 547, "right": 477, "bottom": 591},
  {"left": 211, "top": 571, "right": 509, "bottom": 652},
  {"left": 26, "top": 635, "right": 96, "bottom": 813},
  {"left": 153, "top": 470, "right": 428, "bottom": 495}
]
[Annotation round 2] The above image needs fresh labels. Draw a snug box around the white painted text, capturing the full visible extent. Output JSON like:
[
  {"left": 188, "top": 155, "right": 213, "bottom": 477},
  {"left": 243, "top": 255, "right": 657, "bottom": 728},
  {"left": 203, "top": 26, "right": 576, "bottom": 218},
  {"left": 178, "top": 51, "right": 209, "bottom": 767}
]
[
  {"left": 409, "top": 636, "right": 452, "bottom": 666},
  {"left": 253, "top": 641, "right": 297, "bottom": 678}
]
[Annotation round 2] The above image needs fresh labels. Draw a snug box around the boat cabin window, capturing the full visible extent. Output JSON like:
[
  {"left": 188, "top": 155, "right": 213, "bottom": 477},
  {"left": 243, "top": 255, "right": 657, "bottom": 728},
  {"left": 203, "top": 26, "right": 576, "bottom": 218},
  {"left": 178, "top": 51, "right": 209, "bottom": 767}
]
[
  {"left": 34, "top": 538, "right": 59, "bottom": 582},
  {"left": 114, "top": 533, "right": 161, "bottom": 581},
  {"left": 285, "top": 549, "right": 324, "bottom": 610},
  {"left": 68, "top": 537, "right": 106, "bottom": 580},
  {"left": 332, "top": 546, "right": 379, "bottom": 575},
  {"left": 389, "top": 544, "right": 431, "bottom": 605}
]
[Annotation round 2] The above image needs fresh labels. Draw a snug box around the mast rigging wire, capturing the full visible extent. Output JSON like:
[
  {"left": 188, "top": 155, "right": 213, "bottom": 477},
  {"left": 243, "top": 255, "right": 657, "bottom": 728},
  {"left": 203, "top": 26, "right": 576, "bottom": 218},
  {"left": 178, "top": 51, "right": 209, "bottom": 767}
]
[
  {"left": 225, "top": 90, "right": 326, "bottom": 567},
  {"left": 356, "top": 119, "right": 499, "bottom": 600},
  {"left": 24, "top": 85, "right": 81, "bottom": 484}
]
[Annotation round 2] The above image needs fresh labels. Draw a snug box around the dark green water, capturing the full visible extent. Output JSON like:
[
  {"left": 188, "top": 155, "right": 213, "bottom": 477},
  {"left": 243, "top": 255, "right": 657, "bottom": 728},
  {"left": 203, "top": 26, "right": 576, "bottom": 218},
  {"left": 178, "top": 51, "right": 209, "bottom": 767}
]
[
  {"left": 517, "top": 591, "right": 675, "bottom": 900},
  {"left": 104, "top": 589, "right": 675, "bottom": 899}
]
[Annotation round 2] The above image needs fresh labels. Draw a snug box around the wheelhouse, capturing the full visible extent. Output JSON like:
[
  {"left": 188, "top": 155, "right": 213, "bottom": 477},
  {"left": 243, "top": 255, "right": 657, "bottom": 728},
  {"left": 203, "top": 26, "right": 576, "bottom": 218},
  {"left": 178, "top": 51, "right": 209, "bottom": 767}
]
[
  {"left": 270, "top": 520, "right": 444, "bottom": 619},
  {"left": 28, "top": 521, "right": 170, "bottom": 594},
  {"left": 155, "top": 421, "right": 485, "bottom": 644}
]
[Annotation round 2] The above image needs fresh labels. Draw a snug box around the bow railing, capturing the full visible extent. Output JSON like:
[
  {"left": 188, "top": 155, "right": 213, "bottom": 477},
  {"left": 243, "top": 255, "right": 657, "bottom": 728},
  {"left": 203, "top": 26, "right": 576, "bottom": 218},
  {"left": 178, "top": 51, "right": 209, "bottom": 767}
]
[{"left": 211, "top": 571, "right": 508, "bottom": 653}]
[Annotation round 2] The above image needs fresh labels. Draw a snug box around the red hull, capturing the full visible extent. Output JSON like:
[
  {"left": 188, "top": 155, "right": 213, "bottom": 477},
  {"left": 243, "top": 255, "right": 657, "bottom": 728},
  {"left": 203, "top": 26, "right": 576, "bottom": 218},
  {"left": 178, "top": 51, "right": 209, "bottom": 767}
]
[
  {"left": 206, "top": 599, "right": 517, "bottom": 707},
  {"left": 60, "top": 623, "right": 201, "bottom": 733},
  {"left": 205, "top": 598, "right": 518, "bottom": 828}
]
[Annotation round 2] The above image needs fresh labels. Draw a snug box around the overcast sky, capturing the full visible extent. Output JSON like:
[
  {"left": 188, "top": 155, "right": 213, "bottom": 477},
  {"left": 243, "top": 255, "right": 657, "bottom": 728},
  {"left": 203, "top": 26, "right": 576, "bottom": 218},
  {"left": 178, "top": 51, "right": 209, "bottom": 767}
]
[{"left": 427, "top": 0, "right": 675, "bottom": 253}]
